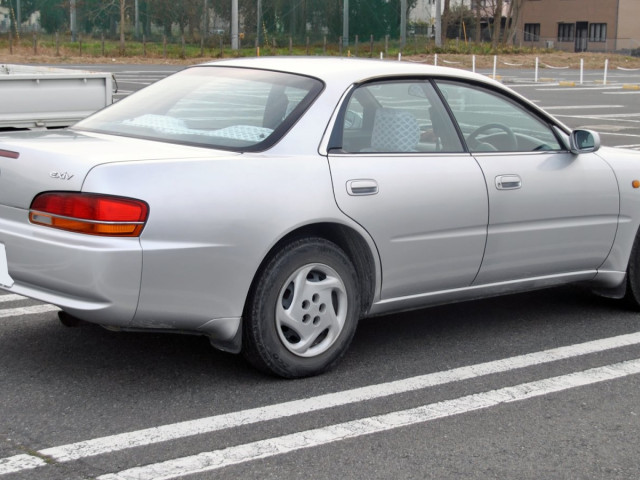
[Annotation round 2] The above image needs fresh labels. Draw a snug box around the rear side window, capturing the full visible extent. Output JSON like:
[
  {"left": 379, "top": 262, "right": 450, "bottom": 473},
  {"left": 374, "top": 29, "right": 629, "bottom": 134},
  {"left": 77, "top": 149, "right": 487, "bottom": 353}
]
[
  {"left": 74, "top": 66, "right": 323, "bottom": 152},
  {"left": 339, "top": 80, "right": 464, "bottom": 154}
]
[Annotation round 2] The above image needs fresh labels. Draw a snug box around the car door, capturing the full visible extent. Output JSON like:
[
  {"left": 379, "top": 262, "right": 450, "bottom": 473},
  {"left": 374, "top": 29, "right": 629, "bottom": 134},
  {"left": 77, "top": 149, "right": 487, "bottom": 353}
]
[
  {"left": 434, "top": 80, "right": 620, "bottom": 285},
  {"left": 327, "top": 79, "right": 488, "bottom": 300}
]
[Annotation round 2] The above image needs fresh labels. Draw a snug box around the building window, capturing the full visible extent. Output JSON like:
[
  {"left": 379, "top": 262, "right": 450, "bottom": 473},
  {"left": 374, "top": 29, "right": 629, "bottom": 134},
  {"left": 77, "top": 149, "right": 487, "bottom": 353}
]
[
  {"left": 589, "top": 23, "right": 607, "bottom": 42},
  {"left": 524, "top": 23, "right": 540, "bottom": 42},
  {"left": 557, "top": 23, "right": 574, "bottom": 42}
]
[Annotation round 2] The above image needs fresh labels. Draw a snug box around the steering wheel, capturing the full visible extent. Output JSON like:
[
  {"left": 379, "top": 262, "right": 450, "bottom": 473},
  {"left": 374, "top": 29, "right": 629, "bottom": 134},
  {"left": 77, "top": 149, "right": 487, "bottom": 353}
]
[{"left": 467, "top": 123, "right": 517, "bottom": 151}]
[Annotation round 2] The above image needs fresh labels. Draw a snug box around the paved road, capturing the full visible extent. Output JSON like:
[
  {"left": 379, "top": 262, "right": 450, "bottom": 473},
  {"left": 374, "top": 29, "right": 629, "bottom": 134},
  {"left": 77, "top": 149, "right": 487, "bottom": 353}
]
[{"left": 1, "top": 63, "right": 640, "bottom": 480}]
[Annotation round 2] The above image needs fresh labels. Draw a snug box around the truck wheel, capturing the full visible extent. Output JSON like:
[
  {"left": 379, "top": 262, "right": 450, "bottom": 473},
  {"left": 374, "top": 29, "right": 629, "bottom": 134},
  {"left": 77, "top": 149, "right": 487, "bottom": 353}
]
[{"left": 243, "top": 238, "right": 360, "bottom": 378}]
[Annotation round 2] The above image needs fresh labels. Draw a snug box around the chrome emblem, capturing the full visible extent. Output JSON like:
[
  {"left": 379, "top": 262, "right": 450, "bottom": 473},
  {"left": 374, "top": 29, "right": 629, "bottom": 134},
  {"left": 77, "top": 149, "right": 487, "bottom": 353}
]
[{"left": 50, "top": 172, "right": 75, "bottom": 180}]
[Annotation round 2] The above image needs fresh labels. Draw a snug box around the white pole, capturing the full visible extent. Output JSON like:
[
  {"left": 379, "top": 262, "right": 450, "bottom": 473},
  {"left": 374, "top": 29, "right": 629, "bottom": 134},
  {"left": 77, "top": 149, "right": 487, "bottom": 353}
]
[
  {"left": 231, "top": 0, "right": 239, "bottom": 49},
  {"left": 398, "top": 52, "right": 402, "bottom": 61},
  {"left": 493, "top": 55, "right": 497, "bottom": 79},
  {"left": 16, "top": 0, "right": 21, "bottom": 33},
  {"left": 472, "top": 54, "right": 475, "bottom": 73},
  {"left": 400, "top": 0, "right": 407, "bottom": 48},
  {"left": 135, "top": 0, "right": 140, "bottom": 37},
  {"left": 257, "top": 0, "right": 262, "bottom": 45},
  {"left": 580, "top": 58, "right": 584, "bottom": 85},
  {"left": 434, "top": 53, "right": 438, "bottom": 66},
  {"left": 535, "top": 57, "right": 539, "bottom": 83},
  {"left": 343, "top": 0, "right": 349, "bottom": 46},
  {"left": 435, "top": 0, "right": 442, "bottom": 47},
  {"left": 603, "top": 59, "right": 609, "bottom": 85},
  {"left": 70, "top": 0, "right": 77, "bottom": 42}
]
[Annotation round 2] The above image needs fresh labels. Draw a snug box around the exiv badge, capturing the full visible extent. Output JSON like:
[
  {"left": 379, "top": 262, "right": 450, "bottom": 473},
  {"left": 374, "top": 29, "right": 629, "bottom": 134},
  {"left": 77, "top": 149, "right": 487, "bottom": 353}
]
[{"left": 50, "top": 171, "right": 75, "bottom": 180}]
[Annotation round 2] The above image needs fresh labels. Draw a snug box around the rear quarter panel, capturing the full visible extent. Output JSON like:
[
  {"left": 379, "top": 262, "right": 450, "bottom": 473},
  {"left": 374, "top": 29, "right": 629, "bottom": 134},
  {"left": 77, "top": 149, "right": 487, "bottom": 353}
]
[{"left": 82, "top": 154, "right": 352, "bottom": 330}]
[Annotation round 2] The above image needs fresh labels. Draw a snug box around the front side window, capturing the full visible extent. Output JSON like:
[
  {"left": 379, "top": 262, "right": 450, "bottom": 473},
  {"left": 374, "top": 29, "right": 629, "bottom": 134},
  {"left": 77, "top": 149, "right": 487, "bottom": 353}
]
[
  {"left": 435, "top": 81, "right": 562, "bottom": 153},
  {"left": 74, "top": 66, "right": 323, "bottom": 151},
  {"left": 339, "top": 80, "right": 463, "bottom": 154}
]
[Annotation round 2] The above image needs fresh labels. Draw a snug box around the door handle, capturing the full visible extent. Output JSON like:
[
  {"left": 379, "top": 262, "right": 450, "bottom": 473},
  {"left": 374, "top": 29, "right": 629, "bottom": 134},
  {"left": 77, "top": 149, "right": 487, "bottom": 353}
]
[
  {"left": 347, "top": 179, "right": 379, "bottom": 196},
  {"left": 495, "top": 175, "right": 521, "bottom": 190}
]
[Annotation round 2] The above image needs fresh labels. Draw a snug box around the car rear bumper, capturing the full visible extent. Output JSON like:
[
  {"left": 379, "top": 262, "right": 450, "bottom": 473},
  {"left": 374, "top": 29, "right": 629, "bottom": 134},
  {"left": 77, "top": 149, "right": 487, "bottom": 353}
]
[{"left": 0, "top": 205, "right": 142, "bottom": 326}]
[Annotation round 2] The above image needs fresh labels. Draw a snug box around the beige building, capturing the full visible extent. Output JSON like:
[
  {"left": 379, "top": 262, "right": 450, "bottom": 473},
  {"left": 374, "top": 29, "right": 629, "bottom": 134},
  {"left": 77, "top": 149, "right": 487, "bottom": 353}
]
[{"left": 517, "top": 0, "right": 640, "bottom": 52}]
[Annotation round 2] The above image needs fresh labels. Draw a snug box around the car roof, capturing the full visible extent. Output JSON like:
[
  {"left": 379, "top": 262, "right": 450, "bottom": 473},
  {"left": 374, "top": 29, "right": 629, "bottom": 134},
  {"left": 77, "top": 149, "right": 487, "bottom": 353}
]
[{"left": 199, "top": 56, "right": 499, "bottom": 88}]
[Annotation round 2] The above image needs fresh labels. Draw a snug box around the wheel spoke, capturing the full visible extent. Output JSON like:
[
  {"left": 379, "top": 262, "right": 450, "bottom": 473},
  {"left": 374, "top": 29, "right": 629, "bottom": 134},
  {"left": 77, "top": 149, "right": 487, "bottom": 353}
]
[{"left": 275, "top": 263, "right": 349, "bottom": 357}]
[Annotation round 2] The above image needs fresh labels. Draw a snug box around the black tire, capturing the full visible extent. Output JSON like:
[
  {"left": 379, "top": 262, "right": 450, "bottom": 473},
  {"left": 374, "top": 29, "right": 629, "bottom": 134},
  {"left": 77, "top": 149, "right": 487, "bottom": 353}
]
[
  {"left": 625, "top": 230, "right": 640, "bottom": 309},
  {"left": 243, "top": 237, "right": 360, "bottom": 378}
]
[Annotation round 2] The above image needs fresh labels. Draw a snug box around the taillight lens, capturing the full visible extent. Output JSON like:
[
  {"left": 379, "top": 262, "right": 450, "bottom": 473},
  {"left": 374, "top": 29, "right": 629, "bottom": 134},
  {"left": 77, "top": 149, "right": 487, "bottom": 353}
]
[{"left": 29, "top": 192, "right": 149, "bottom": 237}]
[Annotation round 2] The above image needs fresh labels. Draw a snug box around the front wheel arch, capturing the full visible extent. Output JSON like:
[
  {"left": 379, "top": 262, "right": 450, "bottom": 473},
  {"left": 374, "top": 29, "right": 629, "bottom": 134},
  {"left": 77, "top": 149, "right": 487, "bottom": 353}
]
[{"left": 624, "top": 228, "right": 640, "bottom": 309}]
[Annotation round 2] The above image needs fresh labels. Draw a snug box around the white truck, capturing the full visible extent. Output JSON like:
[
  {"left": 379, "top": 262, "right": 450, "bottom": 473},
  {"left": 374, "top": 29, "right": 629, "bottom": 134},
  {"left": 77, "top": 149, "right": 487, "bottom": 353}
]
[{"left": 0, "top": 64, "right": 114, "bottom": 130}]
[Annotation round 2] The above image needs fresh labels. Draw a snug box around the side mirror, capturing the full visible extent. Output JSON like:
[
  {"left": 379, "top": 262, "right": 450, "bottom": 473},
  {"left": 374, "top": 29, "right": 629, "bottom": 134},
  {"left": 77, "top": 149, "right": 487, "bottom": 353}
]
[{"left": 569, "top": 129, "right": 600, "bottom": 154}]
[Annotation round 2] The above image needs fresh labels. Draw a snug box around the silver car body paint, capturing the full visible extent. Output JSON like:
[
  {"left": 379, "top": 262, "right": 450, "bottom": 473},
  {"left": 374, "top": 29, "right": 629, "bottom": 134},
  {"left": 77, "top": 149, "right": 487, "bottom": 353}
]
[{"left": 0, "top": 57, "right": 639, "bottom": 351}]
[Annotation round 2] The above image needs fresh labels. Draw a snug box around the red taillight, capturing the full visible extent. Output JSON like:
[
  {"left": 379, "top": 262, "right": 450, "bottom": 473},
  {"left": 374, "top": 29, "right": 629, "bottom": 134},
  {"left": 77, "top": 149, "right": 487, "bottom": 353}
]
[
  {"left": 0, "top": 149, "right": 19, "bottom": 159},
  {"left": 29, "top": 192, "right": 149, "bottom": 237}
]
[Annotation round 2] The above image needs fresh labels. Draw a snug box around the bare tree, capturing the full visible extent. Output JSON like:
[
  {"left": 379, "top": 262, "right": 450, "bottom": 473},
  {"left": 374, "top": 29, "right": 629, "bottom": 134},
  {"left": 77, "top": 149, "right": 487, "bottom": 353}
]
[
  {"left": 441, "top": 0, "right": 451, "bottom": 44},
  {"left": 472, "top": 0, "right": 522, "bottom": 46},
  {"left": 501, "top": 0, "right": 523, "bottom": 45},
  {"left": 473, "top": 0, "right": 482, "bottom": 42},
  {"left": 490, "top": 0, "right": 502, "bottom": 48}
]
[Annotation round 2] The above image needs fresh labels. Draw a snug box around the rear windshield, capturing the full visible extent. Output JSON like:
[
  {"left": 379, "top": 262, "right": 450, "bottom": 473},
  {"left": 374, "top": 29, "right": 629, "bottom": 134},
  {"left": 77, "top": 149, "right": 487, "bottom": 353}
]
[{"left": 73, "top": 66, "right": 324, "bottom": 152}]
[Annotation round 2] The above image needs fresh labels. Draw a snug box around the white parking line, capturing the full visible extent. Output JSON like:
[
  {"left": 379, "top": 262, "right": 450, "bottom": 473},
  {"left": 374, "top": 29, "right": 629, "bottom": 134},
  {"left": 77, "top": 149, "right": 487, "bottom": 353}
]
[
  {"left": 0, "top": 294, "right": 25, "bottom": 303},
  {"left": 538, "top": 86, "right": 622, "bottom": 92},
  {"left": 0, "top": 455, "right": 46, "bottom": 474},
  {"left": 0, "top": 304, "right": 59, "bottom": 318},
  {"left": 2, "top": 331, "right": 640, "bottom": 476},
  {"left": 555, "top": 115, "right": 640, "bottom": 124},
  {"left": 541, "top": 105, "right": 624, "bottom": 110},
  {"left": 572, "top": 113, "right": 640, "bottom": 119},
  {"left": 114, "top": 81, "right": 155, "bottom": 86},
  {"left": 597, "top": 132, "right": 640, "bottom": 138},
  {"left": 97, "top": 359, "right": 640, "bottom": 480}
]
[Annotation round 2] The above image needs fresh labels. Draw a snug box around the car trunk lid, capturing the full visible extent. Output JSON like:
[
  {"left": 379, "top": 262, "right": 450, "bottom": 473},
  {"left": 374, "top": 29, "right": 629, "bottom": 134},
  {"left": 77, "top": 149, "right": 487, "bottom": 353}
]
[{"left": 0, "top": 129, "right": 238, "bottom": 209}]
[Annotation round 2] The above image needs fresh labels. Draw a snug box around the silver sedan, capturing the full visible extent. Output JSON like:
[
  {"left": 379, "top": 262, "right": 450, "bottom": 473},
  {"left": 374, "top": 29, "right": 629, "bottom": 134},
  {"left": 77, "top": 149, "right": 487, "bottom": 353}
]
[{"left": 1, "top": 57, "right": 639, "bottom": 378}]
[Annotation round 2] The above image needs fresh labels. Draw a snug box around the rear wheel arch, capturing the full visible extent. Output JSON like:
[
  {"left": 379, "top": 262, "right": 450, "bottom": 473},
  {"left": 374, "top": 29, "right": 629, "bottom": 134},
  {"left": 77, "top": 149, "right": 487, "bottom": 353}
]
[{"left": 245, "top": 222, "right": 377, "bottom": 319}]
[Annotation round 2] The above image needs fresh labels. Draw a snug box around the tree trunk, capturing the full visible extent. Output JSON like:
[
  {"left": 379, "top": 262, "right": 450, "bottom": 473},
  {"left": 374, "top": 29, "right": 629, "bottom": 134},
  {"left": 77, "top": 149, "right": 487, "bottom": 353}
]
[
  {"left": 474, "top": 0, "right": 482, "bottom": 43},
  {"left": 502, "top": 0, "right": 523, "bottom": 45},
  {"left": 491, "top": 0, "right": 503, "bottom": 49},
  {"left": 441, "top": 0, "right": 451, "bottom": 44}
]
